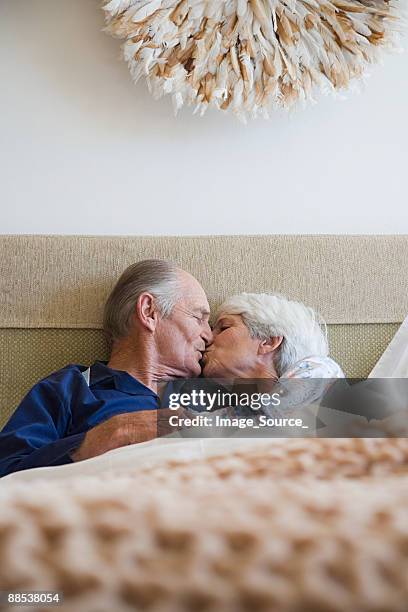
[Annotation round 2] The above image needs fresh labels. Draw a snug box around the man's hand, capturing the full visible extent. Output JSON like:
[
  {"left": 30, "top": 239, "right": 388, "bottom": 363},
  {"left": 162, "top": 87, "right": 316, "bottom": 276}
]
[
  {"left": 71, "top": 410, "right": 159, "bottom": 462},
  {"left": 71, "top": 409, "right": 184, "bottom": 462}
]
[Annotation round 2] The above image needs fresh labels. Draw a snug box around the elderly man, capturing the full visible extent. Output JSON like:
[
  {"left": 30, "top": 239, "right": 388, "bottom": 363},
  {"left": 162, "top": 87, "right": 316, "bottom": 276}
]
[{"left": 0, "top": 260, "right": 212, "bottom": 477}]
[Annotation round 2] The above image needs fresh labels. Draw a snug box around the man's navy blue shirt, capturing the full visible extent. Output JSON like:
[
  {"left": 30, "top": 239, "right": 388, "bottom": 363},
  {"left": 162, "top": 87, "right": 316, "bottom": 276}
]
[{"left": 0, "top": 362, "right": 159, "bottom": 478}]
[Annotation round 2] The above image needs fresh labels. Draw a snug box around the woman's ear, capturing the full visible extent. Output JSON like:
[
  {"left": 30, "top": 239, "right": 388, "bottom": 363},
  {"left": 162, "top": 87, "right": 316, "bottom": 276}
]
[
  {"left": 258, "top": 336, "right": 283, "bottom": 355},
  {"left": 135, "top": 292, "right": 159, "bottom": 332}
]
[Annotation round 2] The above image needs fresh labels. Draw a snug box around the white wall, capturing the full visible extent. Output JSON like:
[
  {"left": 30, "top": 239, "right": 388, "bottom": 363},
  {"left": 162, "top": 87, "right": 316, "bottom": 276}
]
[{"left": 1, "top": 0, "right": 407, "bottom": 236}]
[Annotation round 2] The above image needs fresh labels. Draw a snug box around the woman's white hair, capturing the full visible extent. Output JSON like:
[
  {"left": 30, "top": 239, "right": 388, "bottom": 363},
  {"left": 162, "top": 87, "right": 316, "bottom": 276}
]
[{"left": 216, "top": 293, "right": 329, "bottom": 376}]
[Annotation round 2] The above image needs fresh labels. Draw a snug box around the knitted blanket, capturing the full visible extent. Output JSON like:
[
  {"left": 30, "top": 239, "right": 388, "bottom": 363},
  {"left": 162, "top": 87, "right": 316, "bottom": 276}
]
[{"left": 1, "top": 438, "right": 408, "bottom": 612}]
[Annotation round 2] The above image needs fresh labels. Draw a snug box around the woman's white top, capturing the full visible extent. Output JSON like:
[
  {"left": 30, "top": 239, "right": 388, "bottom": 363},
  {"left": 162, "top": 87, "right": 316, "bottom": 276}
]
[{"left": 281, "top": 356, "right": 345, "bottom": 380}]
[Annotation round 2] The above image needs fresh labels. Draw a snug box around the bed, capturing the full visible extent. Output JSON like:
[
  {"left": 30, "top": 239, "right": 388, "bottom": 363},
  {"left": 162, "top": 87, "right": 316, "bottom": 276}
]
[{"left": 1, "top": 234, "right": 408, "bottom": 611}]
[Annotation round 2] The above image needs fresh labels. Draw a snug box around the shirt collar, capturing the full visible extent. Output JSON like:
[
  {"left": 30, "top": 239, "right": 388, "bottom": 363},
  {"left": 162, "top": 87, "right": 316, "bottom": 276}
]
[{"left": 89, "top": 361, "right": 157, "bottom": 397}]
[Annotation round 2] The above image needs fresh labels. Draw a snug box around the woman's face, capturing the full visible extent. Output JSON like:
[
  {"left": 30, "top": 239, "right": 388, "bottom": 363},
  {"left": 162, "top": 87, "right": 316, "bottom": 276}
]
[{"left": 202, "top": 313, "right": 262, "bottom": 379}]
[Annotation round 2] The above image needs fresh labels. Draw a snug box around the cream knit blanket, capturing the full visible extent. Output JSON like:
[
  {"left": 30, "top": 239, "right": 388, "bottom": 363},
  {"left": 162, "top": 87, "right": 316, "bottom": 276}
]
[{"left": 1, "top": 438, "right": 408, "bottom": 612}]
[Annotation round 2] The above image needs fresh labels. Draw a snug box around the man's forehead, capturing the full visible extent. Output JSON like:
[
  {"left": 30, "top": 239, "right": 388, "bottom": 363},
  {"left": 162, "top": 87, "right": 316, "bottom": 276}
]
[
  {"left": 179, "top": 295, "right": 210, "bottom": 316},
  {"left": 177, "top": 270, "right": 209, "bottom": 304}
]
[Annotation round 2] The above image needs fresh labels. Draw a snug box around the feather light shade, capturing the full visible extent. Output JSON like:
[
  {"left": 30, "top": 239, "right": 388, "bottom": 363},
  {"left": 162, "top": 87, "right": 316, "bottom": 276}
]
[{"left": 102, "top": 0, "right": 403, "bottom": 120}]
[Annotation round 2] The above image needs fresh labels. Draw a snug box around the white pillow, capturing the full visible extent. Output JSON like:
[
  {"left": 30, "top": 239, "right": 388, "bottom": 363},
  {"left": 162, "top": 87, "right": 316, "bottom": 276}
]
[{"left": 369, "top": 315, "right": 408, "bottom": 378}]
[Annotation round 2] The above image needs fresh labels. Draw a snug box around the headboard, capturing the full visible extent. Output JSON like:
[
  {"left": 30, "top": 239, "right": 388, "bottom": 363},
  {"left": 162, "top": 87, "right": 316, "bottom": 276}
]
[{"left": 1, "top": 235, "right": 407, "bottom": 428}]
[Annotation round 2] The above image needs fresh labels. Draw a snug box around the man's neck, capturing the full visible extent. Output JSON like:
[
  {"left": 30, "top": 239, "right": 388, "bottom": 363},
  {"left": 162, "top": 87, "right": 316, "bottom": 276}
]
[{"left": 107, "top": 337, "right": 161, "bottom": 394}]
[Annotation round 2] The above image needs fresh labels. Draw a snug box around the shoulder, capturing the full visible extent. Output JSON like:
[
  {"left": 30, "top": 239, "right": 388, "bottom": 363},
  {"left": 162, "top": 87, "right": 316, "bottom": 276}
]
[
  {"left": 10, "top": 365, "right": 90, "bottom": 423},
  {"left": 281, "top": 356, "right": 345, "bottom": 379},
  {"left": 38, "top": 364, "right": 88, "bottom": 383},
  {"left": 33, "top": 364, "right": 89, "bottom": 392}
]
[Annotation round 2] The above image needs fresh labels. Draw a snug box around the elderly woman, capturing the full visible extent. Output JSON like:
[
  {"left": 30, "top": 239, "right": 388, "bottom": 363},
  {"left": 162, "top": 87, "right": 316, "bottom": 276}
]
[
  {"left": 197, "top": 293, "right": 344, "bottom": 433},
  {"left": 202, "top": 293, "right": 343, "bottom": 381}
]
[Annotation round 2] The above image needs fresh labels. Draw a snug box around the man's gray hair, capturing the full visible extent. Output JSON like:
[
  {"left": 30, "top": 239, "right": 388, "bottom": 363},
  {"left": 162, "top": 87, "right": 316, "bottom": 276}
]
[
  {"left": 216, "top": 293, "right": 329, "bottom": 376},
  {"left": 103, "top": 259, "right": 180, "bottom": 343}
]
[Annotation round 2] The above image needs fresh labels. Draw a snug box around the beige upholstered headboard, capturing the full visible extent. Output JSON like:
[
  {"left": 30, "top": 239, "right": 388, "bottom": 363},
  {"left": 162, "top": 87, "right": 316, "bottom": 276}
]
[{"left": 1, "top": 235, "right": 407, "bottom": 428}]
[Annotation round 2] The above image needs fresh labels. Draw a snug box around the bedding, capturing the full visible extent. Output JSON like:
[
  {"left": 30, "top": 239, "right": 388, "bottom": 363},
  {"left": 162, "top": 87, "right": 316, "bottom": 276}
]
[{"left": 1, "top": 437, "right": 408, "bottom": 612}]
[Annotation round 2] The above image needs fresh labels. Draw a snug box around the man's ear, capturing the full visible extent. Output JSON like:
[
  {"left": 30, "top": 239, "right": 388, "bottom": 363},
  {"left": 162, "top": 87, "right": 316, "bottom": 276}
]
[
  {"left": 135, "top": 292, "right": 159, "bottom": 332},
  {"left": 258, "top": 336, "right": 283, "bottom": 355}
]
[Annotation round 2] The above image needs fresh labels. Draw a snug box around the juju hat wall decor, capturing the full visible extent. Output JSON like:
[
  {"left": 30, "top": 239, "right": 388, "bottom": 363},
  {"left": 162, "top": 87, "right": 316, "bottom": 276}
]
[{"left": 102, "top": 1, "right": 403, "bottom": 120}]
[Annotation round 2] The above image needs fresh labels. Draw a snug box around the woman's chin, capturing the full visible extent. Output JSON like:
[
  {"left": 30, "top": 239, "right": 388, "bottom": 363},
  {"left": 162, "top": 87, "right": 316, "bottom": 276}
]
[
  {"left": 202, "top": 361, "right": 218, "bottom": 378},
  {"left": 201, "top": 363, "right": 212, "bottom": 378}
]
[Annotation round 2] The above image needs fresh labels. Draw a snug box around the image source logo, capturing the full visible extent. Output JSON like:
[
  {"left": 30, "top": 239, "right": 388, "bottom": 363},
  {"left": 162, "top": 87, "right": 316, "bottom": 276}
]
[
  {"left": 156, "top": 378, "right": 408, "bottom": 439},
  {"left": 167, "top": 387, "right": 281, "bottom": 411}
]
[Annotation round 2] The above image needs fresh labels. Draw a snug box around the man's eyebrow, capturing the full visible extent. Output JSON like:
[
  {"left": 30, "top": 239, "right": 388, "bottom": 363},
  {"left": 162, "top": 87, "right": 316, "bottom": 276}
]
[{"left": 195, "top": 308, "right": 210, "bottom": 316}]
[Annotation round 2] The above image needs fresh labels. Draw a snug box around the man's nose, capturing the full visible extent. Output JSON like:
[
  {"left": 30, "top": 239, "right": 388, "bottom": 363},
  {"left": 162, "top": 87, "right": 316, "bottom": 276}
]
[{"left": 202, "top": 322, "right": 213, "bottom": 346}]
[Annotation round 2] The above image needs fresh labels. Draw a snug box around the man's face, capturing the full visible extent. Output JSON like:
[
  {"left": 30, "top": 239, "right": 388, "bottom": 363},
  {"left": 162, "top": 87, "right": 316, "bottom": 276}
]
[{"left": 155, "top": 271, "right": 212, "bottom": 377}]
